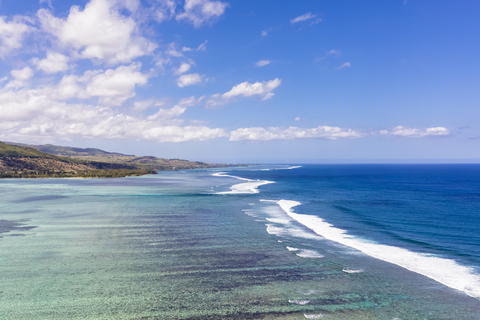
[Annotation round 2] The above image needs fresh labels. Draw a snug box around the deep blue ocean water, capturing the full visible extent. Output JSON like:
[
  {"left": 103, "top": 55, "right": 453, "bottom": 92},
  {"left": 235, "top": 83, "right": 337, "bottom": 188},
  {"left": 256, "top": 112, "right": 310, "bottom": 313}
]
[
  {"left": 0, "top": 164, "right": 479, "bottom": 319},
  {"left": 221, "top": 165, "right": 480, "bottom": 297},
  {"left": 231, "top": 165, "right": 480, "bottom": 267}
]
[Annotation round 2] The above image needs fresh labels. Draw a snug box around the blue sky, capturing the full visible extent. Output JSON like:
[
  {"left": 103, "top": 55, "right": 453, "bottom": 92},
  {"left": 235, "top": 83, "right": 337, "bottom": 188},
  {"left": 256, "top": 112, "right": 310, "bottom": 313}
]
[{"left": 0, "top": 0, "right": 479, "bottom": 162}]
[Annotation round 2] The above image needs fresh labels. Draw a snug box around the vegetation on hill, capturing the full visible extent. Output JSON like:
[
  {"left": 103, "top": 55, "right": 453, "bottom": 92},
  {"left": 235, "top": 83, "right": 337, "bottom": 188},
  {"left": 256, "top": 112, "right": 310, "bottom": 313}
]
[
  {"left": 1, "top": 141, "right": 239, "bottom": 179},
  {"left": 4, "top": 141, "right": 233, "bottom": 171},
  {"left": 0, "top": 142, "right": 155, "bottom": 178}
]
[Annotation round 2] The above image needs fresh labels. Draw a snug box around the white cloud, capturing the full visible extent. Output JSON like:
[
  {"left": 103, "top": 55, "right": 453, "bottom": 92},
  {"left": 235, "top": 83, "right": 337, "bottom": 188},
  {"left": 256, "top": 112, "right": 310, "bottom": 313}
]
[
  {"left": 177, "top": 73, "right": 202, "bottom": 87},
  {"left": 133, "top": 99, "right": 165, "bottom": 111},
  {"left": 290, "top": 12, "right": 316, "bottom": 24},
  {"left": 56, "top": 62, "right": 149, "bottom": 106},
  {"left": 207, "top": 78, "right": 281, "bottom": 107},
  {"left": 196, "top": 40, "right": 208, "bottom": 51},
  {"left": 229, "top": 126, "right": 361, "bottom": 141},
  {"left": 147, "top": 105, "right": 186, "bottom": 121},
  {"left": 182, "top": 40, "right": 207, "bottom": 52},
  {"left": 222, "top": 80, "right": 281, "bottom": 100},
  {"left": 39, "top": 0, "right": 53, "bottom": 8},
  {"left": 36, "top": 52, "right": 70, "bottom": 74},
  {"left": 119, "top": 0, "right": 141, "bottom": 12},
  {"left": 174, "top": 62, "right": 191, "bottom": 75},
  {"left": 327, "top": 49, "right": 341, "bottom": 56},
  {"left": 37, "top": 0, "right": 157, "bottom": 64},
  {"left": 177, "top": 95, "right": 205, "bottom": 107},
  {"left": 176, "top": 0, "right": 229, "bottom": 27},
  {"left": 154, "top": 0, "right": 176, "bottom": 23},
  {"left": 166, "top": 42, "right": 184, "bottom": 57},
  {"left": 141, "top": 125, "right": 227, "bottom": 142},
  {"left": 337, "top": 62, "right": 351, "bottom": 69},
  {"left": 256, "top": 59, "right": 270, "bottom": 67},
  {"left": 11, "top": 67, "right": 33, "bottom": 81},
  {"left": 0, "top": 84, "right": 227, "bottom": 143},
  {"left": 84, "top": 63, "right": 149, "bottom": 105},
  {"left": 261, "top": 30, "right": 268, "bottom": 37},
  {"left": 387, "top": 126, "right": 450, "bottom": 137},
  {"left": 7, "top": 66, "right": 34, "bottom": 88},
  {"left": 0, "top": 16, "right": 33, "bottom": 58}
]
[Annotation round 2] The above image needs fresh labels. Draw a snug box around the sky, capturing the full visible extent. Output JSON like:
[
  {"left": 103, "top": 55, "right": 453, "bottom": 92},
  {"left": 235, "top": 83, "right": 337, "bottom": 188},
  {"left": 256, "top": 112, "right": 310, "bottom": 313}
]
[{"left": 0, "top": 0, "right": 479, "bottom": 163}]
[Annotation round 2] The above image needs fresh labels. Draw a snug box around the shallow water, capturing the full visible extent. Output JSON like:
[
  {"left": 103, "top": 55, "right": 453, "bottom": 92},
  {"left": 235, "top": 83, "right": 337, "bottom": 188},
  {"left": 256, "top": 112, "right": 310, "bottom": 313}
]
[{"left": 0, "top": 167, "right": 479, "bottom": 319}]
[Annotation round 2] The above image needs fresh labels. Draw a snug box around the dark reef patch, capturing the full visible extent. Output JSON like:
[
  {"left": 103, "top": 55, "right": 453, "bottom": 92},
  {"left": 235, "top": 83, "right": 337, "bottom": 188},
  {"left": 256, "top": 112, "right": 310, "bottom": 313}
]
[{"left": 0, "top": 219, "right": 37, "bottom": 238}]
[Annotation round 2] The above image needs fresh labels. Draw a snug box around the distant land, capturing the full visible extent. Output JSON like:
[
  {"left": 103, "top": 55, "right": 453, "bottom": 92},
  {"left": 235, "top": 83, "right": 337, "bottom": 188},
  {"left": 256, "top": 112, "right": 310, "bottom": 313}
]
[{"left": 0, "top": 141, "right": 235, "bottom": 178}]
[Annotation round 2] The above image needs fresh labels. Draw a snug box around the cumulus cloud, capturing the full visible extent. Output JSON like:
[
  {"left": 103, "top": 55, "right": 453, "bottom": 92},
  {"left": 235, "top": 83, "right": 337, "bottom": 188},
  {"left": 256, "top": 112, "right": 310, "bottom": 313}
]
[
  {"left": 37, "top": 0, "right": 157, "bottom": 64},
  {"left": 7, "top": 67, "right": 34, "bottom": 88},
  {"left": 207, "top": 78, "right": 281, "bottom": 107},
  {"left": 56, "top": 62, "right": 149, "bottom": 106},
  {"left": 177, "top": 73, "right": 202, "bottom": 87},
  {"left": 174, "top": 62, "right": 191, "bottom": 75},
  {"left": 0, "top": 83, "right": 227, "bottom": 143},
  {"left": 337, "top": 62, "right": 351, "bottom": 69},
  {"left": 229, "top": 126, "right": 361, "bottom": 141},
  {"left": 0, "top": 0, "right": 233, "bottom": 145},
  {"left": 35, "top": 52, "right": 70, "bottom": 74},
  {"left": 11, "top": 67, "right": 33, "bottom": 81},
  {"left": 176, "top": 0, "right": 229, "bottom": 27},
  {"left": 384, "top": 126, "right": 450, "bottom": 137},
  {"left": 256, "top": 59, "right": 270, "bottom": 67},
  {"left": 147, "top": 105, "right": 186, "bottom": 121},
  {"left": 0, "top": 16, "right": 33, "bottom": 58},
  {"left": 290, "top": 12, "right": 318, "bottom": 24}
]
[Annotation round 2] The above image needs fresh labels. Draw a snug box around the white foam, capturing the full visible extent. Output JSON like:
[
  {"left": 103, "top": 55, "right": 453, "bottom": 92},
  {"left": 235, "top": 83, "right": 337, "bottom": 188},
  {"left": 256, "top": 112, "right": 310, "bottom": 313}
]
[
  {"left": 213, "top": 172, "right": 274, "bottom": 194},
  {"left": 266, "top": 218, "right": 291, "bottom": 224},
  {"left": 286, "top": 246, "right": 299, "bottom": 251},
  {"left": 288, "top": 299, "right": 310, "bottom": 305},
  {"left": 299, "top": 290, "right": 319, "bottom": 295},
  {"left": 251, "top": 165, "right": 302, "bottom": 171},
  {"left": 265, "top": 224, "right": 287, "bottom": 237},
  {"left": 297, "top": 249, "right": 324, "bottom": 259},
  {"left": 277, "top": 199, "right": 480, "bottom": 299},
  {"left": 343, "top": 268, "right": 364, "bottom": 274},
  {"left": 304, "top": 314, "right": 323, "bottom": 319}
]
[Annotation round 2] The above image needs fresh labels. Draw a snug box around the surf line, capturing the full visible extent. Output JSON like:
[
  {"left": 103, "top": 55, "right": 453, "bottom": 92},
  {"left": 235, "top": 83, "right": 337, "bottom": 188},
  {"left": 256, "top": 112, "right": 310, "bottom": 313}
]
[
  {"left": 277, "top": 199, "right": 480, "bottom": 300},
  {"left": 212, "top": 172, "right": 274, "bottom": 194}
]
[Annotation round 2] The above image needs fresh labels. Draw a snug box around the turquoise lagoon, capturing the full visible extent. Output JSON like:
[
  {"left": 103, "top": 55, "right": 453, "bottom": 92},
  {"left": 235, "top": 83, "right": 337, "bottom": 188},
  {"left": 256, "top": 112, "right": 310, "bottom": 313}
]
[{"left": 0, "top": 165, "right": 479, "bottom": 319}]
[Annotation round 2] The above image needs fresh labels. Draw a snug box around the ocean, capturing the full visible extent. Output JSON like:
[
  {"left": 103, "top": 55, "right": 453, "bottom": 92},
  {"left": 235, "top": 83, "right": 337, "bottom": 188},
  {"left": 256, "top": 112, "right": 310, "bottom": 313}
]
[{"left": 0, "top": 164, "right": 479, "bottom": 319}]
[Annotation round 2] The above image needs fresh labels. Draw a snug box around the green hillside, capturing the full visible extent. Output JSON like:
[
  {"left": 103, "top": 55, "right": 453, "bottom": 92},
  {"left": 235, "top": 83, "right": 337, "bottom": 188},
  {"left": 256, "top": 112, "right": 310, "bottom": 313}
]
[
  {"left": 0, "top": 142, "right": 155, "bottom": 178},
  {"left": 4, "top": 141, "right": 233, "bottom": 171}
]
